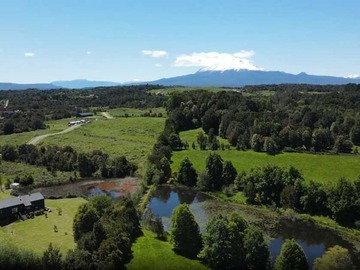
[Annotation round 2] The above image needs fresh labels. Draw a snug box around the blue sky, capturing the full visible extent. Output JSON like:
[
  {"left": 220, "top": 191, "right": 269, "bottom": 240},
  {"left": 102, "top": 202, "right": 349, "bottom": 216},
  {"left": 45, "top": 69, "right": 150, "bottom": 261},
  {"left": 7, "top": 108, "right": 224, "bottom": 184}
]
[{"left": 1, "top": 0, "right": 359, "bottom": 83}]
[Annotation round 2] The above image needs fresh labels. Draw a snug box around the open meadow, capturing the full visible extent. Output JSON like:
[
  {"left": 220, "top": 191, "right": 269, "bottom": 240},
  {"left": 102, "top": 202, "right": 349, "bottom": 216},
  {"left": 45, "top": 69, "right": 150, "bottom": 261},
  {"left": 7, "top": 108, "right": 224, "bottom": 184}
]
[
  {"left": 108, "top": 107, "right": 166, "bottom": 117},
  {"left": 172, "top": 129, "right": 360, "bottom": 184},
  {"left": 127, "top": 230, "right": 208, "bottom": 270},
  {"left": 39, "top": 116, "right": 165, "bottom": 172},
  {"left": 0, "top": 118, "right": 74, "bottom": 146},
  {"left": 0, "top": 197, "right": 86, "bottom": 255}
]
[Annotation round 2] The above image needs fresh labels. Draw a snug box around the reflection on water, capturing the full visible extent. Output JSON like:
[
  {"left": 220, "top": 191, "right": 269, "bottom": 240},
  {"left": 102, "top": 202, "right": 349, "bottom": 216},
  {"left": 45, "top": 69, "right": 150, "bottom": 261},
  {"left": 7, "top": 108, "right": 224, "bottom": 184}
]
[
  {"left": 269, "top": 237, "right": 325, "bottom": 265},
  {"left": 85, "top": 180, "right": 139, "bottom": 199},
  {"left": 148, "top": 185, "right": 355, "bottom": 268},
  {"left": 148, "top": 185, "right": 212, "bottom": 232}
]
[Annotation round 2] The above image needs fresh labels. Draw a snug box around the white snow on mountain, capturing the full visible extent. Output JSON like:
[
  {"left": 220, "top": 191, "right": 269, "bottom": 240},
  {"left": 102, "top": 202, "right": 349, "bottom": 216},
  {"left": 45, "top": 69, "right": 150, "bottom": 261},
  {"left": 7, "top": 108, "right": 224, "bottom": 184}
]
[
  {"left": 174, "top": 51, "right": 263, "bottom": 72},
  {"left": 346, "top": 74, "right": 360, "bottom": 79}
]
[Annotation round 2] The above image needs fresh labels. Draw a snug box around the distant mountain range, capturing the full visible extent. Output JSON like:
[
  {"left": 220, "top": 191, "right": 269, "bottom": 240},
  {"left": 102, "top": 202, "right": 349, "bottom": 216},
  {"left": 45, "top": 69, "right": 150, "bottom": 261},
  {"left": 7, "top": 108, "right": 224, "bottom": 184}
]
[
  {"left": 0, "top": 82, "right": 59, "bottom": 90},
  {"left": 51, "top": 79, "right": 122, "bottom": 89},
  {"left": 149, "top": 69, "right": 360, "bottom": 87},
  {"left": 1, "top": 69, "right": 360, "bottom": 90}
]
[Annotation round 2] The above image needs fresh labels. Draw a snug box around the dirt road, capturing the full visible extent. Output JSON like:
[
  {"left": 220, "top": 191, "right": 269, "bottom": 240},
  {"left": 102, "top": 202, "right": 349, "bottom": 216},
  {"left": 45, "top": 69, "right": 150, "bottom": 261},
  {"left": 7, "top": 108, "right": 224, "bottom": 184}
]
[
  {"left": 101, "top": 112, "right": 114, "bottom": 119},
  {"left": 27, "top": 124, "right": 83, "bottom": 145}
]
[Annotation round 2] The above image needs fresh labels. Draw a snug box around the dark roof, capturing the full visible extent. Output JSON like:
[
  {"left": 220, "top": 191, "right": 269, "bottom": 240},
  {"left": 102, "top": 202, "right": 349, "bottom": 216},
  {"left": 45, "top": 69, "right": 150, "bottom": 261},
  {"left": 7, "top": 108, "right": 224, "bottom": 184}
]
[
  {"left": 20, "top": 195, "right": 32, "bottom": 207},
  {"left": 29, "top": 192, "right": 44, "bottom": 201},
  {"left": 77, "top": 112, "right": 93, "bottom": 117},
  {"left": 0, "top": 197, "right": 22, "bottom": 209},
  {"left": 0, "top": 192, "right": 44, "bottom": 210}
]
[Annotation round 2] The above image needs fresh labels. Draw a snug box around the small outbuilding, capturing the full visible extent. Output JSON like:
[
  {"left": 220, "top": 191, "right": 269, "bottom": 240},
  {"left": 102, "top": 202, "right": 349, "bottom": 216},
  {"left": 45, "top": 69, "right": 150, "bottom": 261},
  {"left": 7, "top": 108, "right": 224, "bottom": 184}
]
[
  {"left": 10, "top": 183, "right": 20, "bottom": 190},
  {"left": 76, "top": 112, "right": 93, "bottom": 117}
]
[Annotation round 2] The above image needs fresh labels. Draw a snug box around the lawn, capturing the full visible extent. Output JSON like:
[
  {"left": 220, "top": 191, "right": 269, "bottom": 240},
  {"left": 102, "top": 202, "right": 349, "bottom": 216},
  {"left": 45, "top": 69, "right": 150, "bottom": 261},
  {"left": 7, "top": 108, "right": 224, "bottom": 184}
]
[
  {"left": 39, "top": 117, "right": 166, "bottom": 173},
  {"left": 0, "top": 197, "right": 86, "bottom": 255},
  {"left": 172, "top": 129, "right": 360, "bottom": 184},
  {"left": 127, "top": 230, "right": 208, "bottom": 270}
]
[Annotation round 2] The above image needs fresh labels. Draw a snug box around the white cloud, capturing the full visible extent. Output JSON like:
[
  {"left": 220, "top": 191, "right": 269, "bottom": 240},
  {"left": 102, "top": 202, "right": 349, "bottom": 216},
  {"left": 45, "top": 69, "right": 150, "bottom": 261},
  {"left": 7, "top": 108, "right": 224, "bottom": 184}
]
[
  {"left": 173, "top": 50, "right": 263, "bottom": 71},
  {"left": 141, "top": 50, "right": 168, "bottom": 58},
  {"left": 155, "top": 63, "right": 163, "bottom": 67},
  {"left": 86, "top": 51, "right": 92, "bottom": 55},
  {"left": 346, "top": 74, "right": 360, "bottom": 79},
  {"left": 24, "top": 52, "right": 35, "bottom": 57}
]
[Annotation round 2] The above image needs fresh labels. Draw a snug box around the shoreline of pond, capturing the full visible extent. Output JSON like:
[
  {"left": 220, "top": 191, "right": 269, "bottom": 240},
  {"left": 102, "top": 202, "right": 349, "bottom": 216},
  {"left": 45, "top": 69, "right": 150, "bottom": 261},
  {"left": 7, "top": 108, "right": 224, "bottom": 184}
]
[{"left": 147, "top": 184, "right": 360, "bottom": 267}]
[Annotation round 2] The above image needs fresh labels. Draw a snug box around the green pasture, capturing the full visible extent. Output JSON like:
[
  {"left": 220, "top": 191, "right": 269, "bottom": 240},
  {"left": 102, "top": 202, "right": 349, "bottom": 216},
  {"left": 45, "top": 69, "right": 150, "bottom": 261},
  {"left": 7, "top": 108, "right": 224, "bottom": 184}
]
[
  {"left": 39, "top": 117, "right": 165, "bottom": 172},
  {"left": 0, "top": 117, "right": 82, "bottom": 146},
  {"left": 172, "top": 129, "right": 360, "bottom": 184},
  {"left": 0, "top": 197, "right": 86, "bottom": 255},
  {"left": 108, "top": 107, "right": 166, "bottom": 117},
  {"left": 127, "top": 230, "right": 208, "bottom": 270},
  {"left": 147, "top": 87, "right": 229, "bottom": 95}
]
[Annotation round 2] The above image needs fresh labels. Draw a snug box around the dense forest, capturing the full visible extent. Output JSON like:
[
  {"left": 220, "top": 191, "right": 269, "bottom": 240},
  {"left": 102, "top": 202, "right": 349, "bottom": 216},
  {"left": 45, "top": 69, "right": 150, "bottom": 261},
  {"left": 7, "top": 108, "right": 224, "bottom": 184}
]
[{"left": 165, "top": 86, "right": 360, "bottom": 153}]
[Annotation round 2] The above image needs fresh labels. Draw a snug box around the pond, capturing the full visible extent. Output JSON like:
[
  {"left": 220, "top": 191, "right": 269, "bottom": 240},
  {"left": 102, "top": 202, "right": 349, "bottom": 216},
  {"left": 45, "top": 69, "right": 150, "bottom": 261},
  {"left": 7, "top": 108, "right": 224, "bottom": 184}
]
[
  {"left": 148, "top": 185, "right": 355, "bottom": 267},
  {"left": 33, "top": 177, "right": 140, "bottom": 198}
]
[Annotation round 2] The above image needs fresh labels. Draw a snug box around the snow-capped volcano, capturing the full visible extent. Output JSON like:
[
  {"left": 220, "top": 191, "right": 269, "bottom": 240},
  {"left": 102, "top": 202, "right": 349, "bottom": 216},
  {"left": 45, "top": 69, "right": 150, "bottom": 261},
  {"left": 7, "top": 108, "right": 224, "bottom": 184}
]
[
  {"left": 198, "top": 60, "right": 264, "bottom": 72},
  {"left": 150, "top": 69, "right": 360, "bottom": 87}
]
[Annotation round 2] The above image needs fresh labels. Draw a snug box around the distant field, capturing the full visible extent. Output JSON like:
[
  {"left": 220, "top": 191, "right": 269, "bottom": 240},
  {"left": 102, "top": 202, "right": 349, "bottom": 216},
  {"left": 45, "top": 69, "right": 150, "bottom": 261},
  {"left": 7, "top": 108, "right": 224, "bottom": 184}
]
[
  {"left": 127, "top": 230, "right": 208, "bottom": 270},
  {"left": 40, "top": 117, "right": 165, "bottom": 172},
  {"left": 0, "top": 117, "right": 84, "bottom": 146},
  {"left": 0, "top": 197, "right": 86, "bottom": 255},
  {"left": 108, "top": 107, "right": 166, "bottom": 117},
  {"left": 172, "top": 129, "right": 360, "bottom": 184},
  {"left": 147, "top": 87, "right": 230, "bottom": 95}
]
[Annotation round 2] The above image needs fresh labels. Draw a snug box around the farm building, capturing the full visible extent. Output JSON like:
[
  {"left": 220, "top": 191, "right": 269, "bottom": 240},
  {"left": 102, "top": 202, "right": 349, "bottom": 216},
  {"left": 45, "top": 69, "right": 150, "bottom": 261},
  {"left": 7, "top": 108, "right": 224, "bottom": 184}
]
[
  {"left": 76, "top": 112, "right": 93, "bottom": 117},
  {"left": 0, "top": 192, "right": 45, "bottom": 220}
]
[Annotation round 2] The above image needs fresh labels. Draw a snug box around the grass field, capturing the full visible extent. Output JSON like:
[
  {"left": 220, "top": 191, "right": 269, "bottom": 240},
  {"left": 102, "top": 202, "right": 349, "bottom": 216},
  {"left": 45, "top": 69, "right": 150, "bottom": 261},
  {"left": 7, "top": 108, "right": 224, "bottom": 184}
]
[
  {"left": 0, "top": 197, "right": 86, "bottom": 255},
  {"left": 40, "top": 117, "right": 165, "bottom": 172},
  {"left": 172, "top": 129, "right": 360, "bottom": 184},
  {"left": 0, "top": 117, "right": 85, "bottom": 146},
  {"left": 127, "top": 230, "right": 208, "bottom": 270},
  {"left": 147, "top": 87, "right": 230, "bottom": 95},
  {"left": 108, "top": 107, "right": 166, "bottom": 117},
  {"left": 0, "top": 161, "right": 74, "bottom": 187}
]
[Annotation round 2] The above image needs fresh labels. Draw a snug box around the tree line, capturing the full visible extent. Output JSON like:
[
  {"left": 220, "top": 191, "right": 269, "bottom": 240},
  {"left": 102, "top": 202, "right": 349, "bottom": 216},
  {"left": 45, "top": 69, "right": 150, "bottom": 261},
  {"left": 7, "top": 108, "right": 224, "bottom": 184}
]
[
  {"left": 173, "top": 152, "right": 360, "bottom": 226},
  {"left": 0, "top": 84, "right": 166, "bottom": 135},
  {"left": 1, "top": 144, "right": 137, "bottom": 187},
  {"left": 165, "top": 88, "right": 360, "bottom": 154},
  {"left": 166, "top": 203, "right": 355, "bottom": 270}
]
